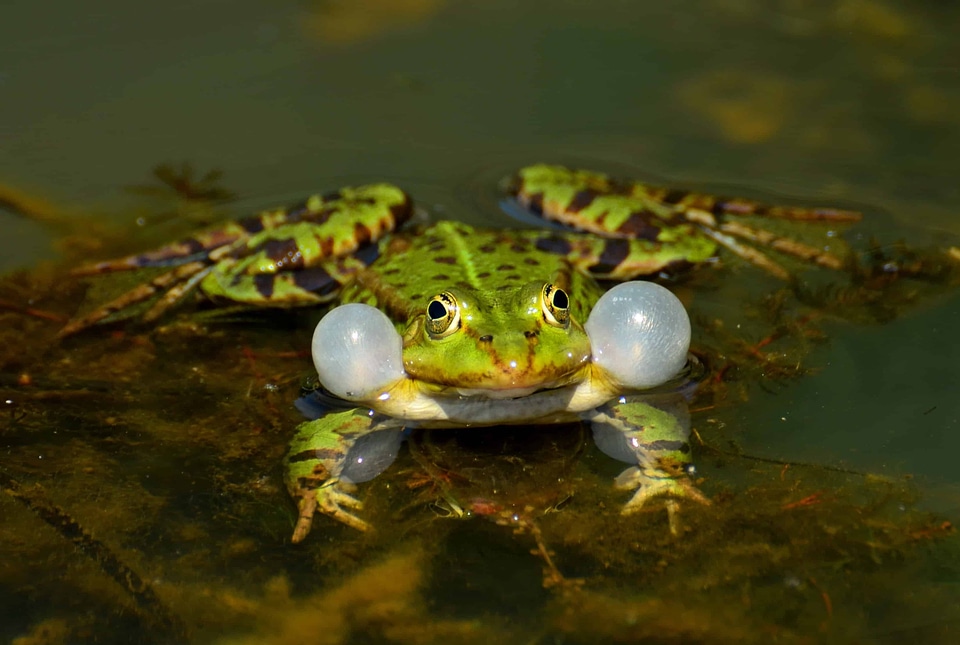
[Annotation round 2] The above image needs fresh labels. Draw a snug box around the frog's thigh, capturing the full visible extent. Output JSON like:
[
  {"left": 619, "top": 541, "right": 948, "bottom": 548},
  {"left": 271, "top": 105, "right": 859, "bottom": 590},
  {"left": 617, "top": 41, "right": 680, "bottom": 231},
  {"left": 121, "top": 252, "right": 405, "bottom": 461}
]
[{"left": 200, "top": 264, "right": 339, "bottom": 306}]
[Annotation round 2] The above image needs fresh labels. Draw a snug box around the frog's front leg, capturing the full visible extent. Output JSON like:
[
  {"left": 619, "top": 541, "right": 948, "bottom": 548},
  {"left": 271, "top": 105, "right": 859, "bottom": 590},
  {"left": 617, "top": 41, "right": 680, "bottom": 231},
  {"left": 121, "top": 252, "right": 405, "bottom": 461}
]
[
  {"left": 284, "top": 407, "right": 405, "bottom": 543},
  {"left": 585, "top": 394, "right": 709, "bottom": 531}
]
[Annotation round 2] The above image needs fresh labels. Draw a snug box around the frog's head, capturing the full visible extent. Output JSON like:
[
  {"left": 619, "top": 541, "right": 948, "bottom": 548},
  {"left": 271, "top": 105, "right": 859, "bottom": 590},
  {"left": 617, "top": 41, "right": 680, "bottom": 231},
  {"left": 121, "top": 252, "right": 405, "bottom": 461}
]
[
  {"left": 311, "top": 280, "right": 690, "bottom": 405},
  {"left": 398, "top": 281, "right": 593, "bottom": 397}
]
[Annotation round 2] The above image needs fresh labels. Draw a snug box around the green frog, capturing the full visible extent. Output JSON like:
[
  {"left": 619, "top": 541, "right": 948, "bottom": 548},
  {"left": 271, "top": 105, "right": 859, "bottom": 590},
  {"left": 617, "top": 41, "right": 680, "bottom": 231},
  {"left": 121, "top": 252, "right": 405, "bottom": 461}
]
[{"left": 61, "top": 164, "right": 861, "bottom": 542}]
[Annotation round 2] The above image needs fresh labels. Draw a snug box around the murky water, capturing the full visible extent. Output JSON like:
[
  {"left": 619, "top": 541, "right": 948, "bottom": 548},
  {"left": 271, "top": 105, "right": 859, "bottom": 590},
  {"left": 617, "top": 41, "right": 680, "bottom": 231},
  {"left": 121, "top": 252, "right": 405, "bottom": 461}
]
[{"left": 2, "top": 1, "right": 960, "bottom": 643}]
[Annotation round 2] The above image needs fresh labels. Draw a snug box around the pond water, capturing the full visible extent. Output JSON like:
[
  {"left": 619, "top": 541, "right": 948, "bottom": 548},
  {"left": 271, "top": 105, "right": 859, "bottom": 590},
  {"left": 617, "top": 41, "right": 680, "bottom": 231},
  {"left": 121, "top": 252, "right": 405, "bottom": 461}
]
[{"left": 2, "top": 1, "right": 960, "bottom": 643}]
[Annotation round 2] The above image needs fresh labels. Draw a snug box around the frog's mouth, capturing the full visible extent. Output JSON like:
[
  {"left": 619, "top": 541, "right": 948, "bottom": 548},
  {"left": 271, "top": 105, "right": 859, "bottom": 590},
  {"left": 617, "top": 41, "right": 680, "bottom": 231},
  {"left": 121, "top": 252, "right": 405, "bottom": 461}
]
[
  {"left": 383, "top": 375, "right": 596, "bottom": 426},
  {"left": 456, "top": 383, "right": 559, "bottom": 399},
  {"left": 454, "top": 385, "right": 542, "bottom": 399}
]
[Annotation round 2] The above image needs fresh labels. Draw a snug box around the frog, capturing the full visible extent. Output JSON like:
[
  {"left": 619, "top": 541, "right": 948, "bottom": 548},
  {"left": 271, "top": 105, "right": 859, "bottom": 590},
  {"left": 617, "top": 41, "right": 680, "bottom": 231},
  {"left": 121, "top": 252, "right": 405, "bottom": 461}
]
[{"left": 60, "top": 164, "right": 863, "bottom": 541}]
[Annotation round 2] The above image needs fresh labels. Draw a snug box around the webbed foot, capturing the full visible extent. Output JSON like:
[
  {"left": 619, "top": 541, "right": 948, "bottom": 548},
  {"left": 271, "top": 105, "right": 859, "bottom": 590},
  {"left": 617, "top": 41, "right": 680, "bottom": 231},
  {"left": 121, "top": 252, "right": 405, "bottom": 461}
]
[
  {"left": 615, "top": 465, "right": 710, "bottom": 512},
  {"left": 615, "top": 465, "right": 709, "bottom": 535},
  {"left": 291, "top": 478, "right": 370, "bottom": 543}
]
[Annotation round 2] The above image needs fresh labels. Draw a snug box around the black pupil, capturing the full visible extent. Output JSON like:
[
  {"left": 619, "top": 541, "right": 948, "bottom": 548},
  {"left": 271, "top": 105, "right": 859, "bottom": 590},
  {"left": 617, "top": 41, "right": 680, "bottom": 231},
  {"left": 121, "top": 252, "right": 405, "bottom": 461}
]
[
  {"left": 552, "top": 288, "right": 569, "bottom": 309},
  {"left": 428, "top": 300, "right": 448, "bottom": 320}
]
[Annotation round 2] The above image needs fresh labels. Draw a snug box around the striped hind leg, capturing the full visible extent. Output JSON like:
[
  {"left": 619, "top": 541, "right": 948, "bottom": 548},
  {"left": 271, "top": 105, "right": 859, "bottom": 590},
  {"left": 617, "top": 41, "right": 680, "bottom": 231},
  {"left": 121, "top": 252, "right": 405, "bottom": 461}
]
[
  {"left": 645, "top": 188, "right": 860, "bottom": 276},
  {"left": 59, "top": 261, "right": 209, "bottom": 337}
]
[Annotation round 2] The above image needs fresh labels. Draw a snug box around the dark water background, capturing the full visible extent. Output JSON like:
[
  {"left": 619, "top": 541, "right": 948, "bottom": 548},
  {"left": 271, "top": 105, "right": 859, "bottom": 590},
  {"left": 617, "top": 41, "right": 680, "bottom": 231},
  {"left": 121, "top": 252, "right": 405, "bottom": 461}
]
[{"left": 2, "top": 1, "right": 960, "bottom": 643}]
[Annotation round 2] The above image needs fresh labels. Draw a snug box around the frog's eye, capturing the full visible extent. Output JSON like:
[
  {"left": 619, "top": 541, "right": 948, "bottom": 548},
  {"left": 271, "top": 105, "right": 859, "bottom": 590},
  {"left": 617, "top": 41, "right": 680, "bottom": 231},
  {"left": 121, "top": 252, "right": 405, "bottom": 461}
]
[
  {"left": 541, "top": 284, "right": 570, "bottom": 327},
  {"left": 425, "top": 292, "right": 460, "bottom": 338}
]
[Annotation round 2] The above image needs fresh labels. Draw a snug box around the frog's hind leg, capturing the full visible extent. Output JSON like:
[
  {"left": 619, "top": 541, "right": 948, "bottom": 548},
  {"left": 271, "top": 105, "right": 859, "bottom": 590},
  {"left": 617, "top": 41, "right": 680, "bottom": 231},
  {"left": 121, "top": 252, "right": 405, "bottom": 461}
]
[
  {"left": 58, "top": 261, "right": 212, "bottom": 337},
  {"left": 285, "top": 410, "right": 405, "bottom": 542},
  {"left": 694, "top": 226, "right": 794, "bottom": 280},
  {"left": 508, "top": 165, "right": 862, "bottom": 279},
  {"left": 68, "top": 194, "right": 363, "bottom": 276},
  {"left": 141, "top": 263, "right": 217, "bottom": 322},
  {"left": 707, "top": 220, "right": 848, "bottom": 272},
  {"left": 659, "top": 189, "right": 862, "bottom": 276},
  {"left": 70, "top": 220, "right": 258, "bottom": 276},
  {"left": 644, "top": 187, "right": 862, "bottom": 224},
  {"left": 198, "top": 253, "right": 373, "bottom": 309},
  {"left": 63, "top": 216, "right": 270, "bottom": 333},
  {"left": 585, "top": 395, "right": 709, "bottom": 535}
]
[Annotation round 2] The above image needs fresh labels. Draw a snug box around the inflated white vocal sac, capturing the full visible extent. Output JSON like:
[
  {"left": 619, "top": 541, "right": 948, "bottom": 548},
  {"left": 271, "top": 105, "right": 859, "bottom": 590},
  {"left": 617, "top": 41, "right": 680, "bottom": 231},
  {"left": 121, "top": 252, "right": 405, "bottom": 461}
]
[
  {"left": 311, "top": 303, "right": 406, "bottom": 401},
  {"left": 584, "top": 281, "right": 691, "bottom": 390}
]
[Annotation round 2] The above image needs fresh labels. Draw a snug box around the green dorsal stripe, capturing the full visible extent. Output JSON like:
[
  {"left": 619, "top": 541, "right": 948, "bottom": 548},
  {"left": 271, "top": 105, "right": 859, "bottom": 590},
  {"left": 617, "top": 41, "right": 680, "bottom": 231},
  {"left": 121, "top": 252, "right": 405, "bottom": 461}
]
[{"left": 437, "top": 222, "right": 482, "bottom": 289}]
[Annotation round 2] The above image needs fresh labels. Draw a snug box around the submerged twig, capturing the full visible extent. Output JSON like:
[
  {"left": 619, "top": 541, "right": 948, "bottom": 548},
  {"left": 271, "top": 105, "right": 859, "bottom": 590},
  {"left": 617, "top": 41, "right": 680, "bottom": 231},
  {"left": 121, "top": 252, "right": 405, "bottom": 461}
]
[
  {"left": 0, "top": 469, "right": 187, "bottom": 638},
  {"left": 691, "top": 427, "right": 889, "bottom": 479},
  {"left": 0, "top": 297, "right": 68, "bottom": 323}
]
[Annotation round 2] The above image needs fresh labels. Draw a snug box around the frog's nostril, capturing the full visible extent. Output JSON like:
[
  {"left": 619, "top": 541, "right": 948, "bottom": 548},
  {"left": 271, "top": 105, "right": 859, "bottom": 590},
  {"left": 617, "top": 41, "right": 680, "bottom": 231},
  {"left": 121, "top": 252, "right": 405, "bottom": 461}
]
[{"left": 479, "top": 334, "right": 494, "bottom": 343}]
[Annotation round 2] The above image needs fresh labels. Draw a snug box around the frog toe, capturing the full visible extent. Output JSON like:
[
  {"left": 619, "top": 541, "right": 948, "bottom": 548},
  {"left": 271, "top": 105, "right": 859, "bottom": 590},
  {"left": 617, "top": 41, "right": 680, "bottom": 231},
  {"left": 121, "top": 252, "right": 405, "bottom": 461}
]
[
  {"left": 291, "top": 491, "right": 320, "bottom": 544},
  {"left": 615, "top": 466, "right": 710, "bottom": 515},
  {"left": 290, "top": 481, "right": 371, "bottom": 543},
  {"left": 319, "top": 484, "right": 370, "bottom": 532}
]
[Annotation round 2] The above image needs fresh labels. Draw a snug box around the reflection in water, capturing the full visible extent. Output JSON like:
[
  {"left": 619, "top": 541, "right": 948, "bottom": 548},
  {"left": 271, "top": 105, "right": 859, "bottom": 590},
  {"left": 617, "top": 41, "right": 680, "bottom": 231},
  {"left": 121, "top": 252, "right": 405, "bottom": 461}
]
[{"left": 304, "top": 0, "right": 445, "bottom": 45}]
